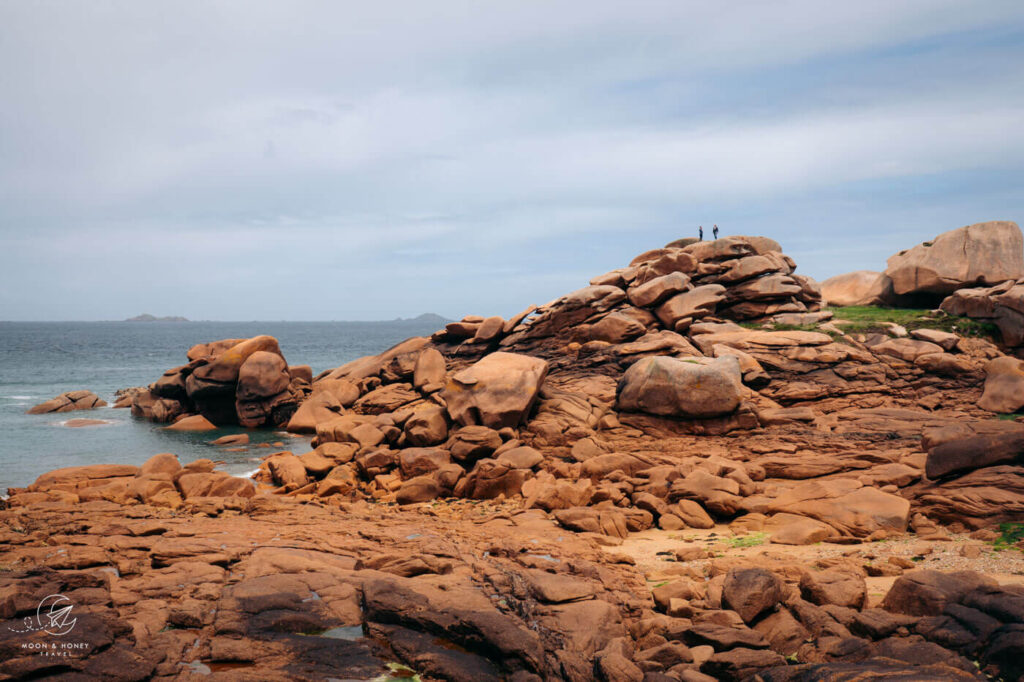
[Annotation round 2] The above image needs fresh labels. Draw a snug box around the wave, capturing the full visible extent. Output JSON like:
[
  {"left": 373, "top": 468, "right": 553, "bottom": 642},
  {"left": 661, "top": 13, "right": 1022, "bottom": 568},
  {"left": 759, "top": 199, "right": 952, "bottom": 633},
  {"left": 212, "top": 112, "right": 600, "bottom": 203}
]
[{"left": 6, "top": 395, "right": 33, "bottom": 400}]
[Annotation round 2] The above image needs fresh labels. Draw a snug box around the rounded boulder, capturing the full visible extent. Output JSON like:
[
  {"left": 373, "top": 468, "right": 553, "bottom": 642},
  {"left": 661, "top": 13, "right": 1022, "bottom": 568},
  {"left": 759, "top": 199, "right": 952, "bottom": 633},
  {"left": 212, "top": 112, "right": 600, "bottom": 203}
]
[{"left": 616, "top": 355, "right": 743, "bottom": 418}]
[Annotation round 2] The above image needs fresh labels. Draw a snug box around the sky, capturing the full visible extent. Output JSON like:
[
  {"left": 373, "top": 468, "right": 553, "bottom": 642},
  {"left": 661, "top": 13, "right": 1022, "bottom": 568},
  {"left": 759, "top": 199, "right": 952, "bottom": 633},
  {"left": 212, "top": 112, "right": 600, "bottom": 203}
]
[{"left": 1, "top": 1, "right": 1023, "bottom": 321}]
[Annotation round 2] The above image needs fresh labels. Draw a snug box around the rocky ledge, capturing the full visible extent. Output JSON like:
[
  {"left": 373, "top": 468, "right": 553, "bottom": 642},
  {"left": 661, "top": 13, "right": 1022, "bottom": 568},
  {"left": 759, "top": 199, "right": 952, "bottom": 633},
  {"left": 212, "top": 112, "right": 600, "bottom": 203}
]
[{"left": 4, "top": 232, "right": 1024, "bottom": 681}]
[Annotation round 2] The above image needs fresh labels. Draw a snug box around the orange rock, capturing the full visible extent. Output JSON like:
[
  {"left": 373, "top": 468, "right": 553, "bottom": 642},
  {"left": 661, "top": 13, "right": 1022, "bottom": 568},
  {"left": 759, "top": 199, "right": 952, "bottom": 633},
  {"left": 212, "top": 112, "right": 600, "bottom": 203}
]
[
  {"left": 141, "top": 453, "right": 182, "bottom": 476},
  {"left": 164, "top": 414, "right": 217, "bottom": 431},
  {"left": 27, "top": 390, "right": 106, "bottom": 414},
  {"left": 442, "top": 352, "right": 549, "bottom": 430}
]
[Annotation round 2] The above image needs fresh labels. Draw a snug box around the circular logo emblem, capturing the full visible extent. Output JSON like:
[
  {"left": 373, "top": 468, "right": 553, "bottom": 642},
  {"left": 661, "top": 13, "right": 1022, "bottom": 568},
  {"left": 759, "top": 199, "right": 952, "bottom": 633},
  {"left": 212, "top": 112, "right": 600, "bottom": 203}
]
[{"left": 36, "top": 594, "right": 77, "bottom": 636}]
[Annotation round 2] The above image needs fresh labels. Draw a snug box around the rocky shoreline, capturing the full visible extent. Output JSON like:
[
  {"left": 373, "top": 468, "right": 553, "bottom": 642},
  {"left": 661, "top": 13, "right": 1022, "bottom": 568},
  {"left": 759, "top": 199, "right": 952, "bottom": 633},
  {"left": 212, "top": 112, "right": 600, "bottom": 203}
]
[{"left": 6, "top": 228, "right": 1024, "bottom": 681}]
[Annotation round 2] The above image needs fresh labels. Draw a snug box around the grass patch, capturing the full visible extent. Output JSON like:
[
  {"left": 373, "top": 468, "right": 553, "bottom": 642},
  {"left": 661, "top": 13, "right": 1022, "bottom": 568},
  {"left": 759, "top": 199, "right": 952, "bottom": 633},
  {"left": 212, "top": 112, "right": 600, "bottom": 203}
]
[
  {"left": 993, "top": 522, "right": 1024, "bottom": 552},
  {"left": 726, "top": 532, "right": 768, "bottom": 548},
  {"left": 827, "top": 306, "right": 999, "bottom": 338},
  {"left": 744, "top": 306, "right": 1000, "bottom": 340}
]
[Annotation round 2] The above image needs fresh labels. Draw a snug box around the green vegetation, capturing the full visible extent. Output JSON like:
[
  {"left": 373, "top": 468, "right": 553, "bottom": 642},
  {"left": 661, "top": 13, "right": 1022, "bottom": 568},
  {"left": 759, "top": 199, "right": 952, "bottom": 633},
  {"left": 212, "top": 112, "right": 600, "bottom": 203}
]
[
  {"left": 992, "top": 522, "right": 1024, "bottom": 552},
  {"left": 827, "top": 306, "right": 999, "bottom": 338},
  {"left": 726, "top": 532, "right": 767, "bottom": 548},
  {"left": 744, "top": 306, "right": 999, "bottom": 340}
]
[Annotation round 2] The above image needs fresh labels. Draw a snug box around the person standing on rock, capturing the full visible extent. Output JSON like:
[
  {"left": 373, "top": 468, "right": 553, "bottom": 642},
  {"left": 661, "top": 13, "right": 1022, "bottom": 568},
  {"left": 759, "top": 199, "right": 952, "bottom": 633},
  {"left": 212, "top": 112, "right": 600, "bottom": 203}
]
[
  {"left": 699, "top": 225, "right": 703, "bottom": 241},
  {"left": 713, "top": 224, "right": 719, "bottom": 239}
]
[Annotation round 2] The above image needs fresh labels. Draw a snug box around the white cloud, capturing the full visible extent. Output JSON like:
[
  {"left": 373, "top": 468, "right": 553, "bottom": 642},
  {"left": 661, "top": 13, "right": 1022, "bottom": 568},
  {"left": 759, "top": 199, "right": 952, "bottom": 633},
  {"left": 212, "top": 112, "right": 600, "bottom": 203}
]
[{"left": 1, "top": 1, "right": 1023, "bottom": 318}]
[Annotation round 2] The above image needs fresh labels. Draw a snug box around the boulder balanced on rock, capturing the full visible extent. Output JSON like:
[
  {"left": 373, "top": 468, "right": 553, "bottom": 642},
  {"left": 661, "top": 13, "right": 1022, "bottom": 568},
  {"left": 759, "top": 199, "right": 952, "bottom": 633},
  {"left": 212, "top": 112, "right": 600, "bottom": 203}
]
[{"left": 130, "top": 335, "right": 304, "bottom": 428}]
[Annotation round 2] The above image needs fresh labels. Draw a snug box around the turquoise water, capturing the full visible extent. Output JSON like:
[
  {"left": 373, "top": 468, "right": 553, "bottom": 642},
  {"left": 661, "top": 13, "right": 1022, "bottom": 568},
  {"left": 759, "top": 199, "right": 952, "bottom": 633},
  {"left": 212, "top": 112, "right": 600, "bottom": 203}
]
[{"left": 0, "top": 320, "right": 443, "bottom": 492}]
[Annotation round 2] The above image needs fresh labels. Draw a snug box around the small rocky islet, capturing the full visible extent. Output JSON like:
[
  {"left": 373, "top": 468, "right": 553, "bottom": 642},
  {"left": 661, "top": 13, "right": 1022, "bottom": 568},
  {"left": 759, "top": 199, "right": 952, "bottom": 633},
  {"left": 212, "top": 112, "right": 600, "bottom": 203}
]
[{"left": 7, "top": 222, "right": 1024, "bottom": 681}]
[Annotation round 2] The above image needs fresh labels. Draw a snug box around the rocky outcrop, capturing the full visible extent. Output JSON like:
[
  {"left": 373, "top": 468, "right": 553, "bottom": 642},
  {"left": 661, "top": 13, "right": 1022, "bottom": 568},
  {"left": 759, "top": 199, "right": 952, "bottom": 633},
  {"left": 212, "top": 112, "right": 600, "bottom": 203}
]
[
  {"left": 43, "top": 230, "right": 1017, "bottom": 680},
  {"left": 941, "top": 279, "right": 1024, "bottom": 347},
  {"left": 432, "top": 235, "right": 821, "bottom": 352},
  {"left": 820, "top": 270, "right": 894, "bottom": 307},
  {"left": 885, "top": 220, "right": 1023, "bottom": 302},
  {"left": 129, "top": 335, "right": 304, "bottom": 427},
  {"left": 26, "top": 390, "right": 106, "bottom": 414}
]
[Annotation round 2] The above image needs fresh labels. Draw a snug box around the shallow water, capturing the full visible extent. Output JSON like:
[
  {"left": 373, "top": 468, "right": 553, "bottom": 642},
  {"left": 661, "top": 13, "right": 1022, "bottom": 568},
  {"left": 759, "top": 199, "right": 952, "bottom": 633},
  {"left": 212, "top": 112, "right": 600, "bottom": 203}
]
[{"left": 0, "top": 320, "right": 442, "bottom": 491}]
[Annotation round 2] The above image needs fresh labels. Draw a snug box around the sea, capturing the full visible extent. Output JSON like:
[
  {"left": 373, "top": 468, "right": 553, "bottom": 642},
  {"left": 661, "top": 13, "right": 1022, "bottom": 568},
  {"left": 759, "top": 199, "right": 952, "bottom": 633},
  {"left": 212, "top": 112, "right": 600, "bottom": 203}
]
[{"left": 0, "top": 319, "right": 445, "bottom": 492}]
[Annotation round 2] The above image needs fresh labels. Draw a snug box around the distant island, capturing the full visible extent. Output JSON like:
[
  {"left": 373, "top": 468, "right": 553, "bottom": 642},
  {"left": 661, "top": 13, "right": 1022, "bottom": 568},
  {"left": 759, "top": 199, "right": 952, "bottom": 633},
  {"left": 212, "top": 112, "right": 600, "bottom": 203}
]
[
  {"left": 126, "top": 314, "right": 190, "bottom": 322},
  {"left": 389, "top": 313, "right": 450, "bottom": 324}
]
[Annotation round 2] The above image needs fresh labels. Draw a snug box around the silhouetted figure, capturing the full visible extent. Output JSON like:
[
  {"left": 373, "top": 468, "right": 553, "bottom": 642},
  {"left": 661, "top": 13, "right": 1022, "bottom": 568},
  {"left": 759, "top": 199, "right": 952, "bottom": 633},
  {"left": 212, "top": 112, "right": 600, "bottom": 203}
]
[
  {"left": 713, "top": 224, "right": 719, "bottom": 239},
  {"left": 699, "top": 225, "right": 703, "bottom": 241}
]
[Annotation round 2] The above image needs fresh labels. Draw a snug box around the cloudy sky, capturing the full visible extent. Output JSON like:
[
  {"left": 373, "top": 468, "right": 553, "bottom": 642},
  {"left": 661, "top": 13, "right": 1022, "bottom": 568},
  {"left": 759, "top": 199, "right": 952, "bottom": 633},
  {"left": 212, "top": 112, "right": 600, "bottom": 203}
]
[{"left": 2, "top": 1, "right": 1023, "bottom": 321}]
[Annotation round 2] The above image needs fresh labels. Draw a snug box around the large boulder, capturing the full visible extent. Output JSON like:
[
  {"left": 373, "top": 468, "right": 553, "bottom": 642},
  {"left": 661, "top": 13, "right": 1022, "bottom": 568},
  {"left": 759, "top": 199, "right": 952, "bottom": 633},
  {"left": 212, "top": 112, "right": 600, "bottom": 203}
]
[
  {"left": 923, "top": 420, "right": 1024, "bottom": 479},
  {"left": 654, "top": 284, "right": 726, "bottom": 330},
  {"left": 978, "top": 356, "right": 1024, "bottom": 413},
  {"left": 820, "top": 270, "right": 894, "bottom": 307},
  {"left": 616, "top": 355, "right": 743, "bottom": 418},
  {"left": 185, "top": 335, "right": 284, "bottom": 424},
  {"left": 722, "top": 568, "right": 785, "bottom": 624},
  {"left": 413, "top": 348, "right": 446, "bottom": 392},
  {"left": 27, "top": 390, "right": 106, "bottom": 414},
  {"left": 236, "top": 351, "right": 290, "bottom": 402},
  {"left": 885, "top": 221, "right": 1024, "bottom": 299},
  {"left": 285, "top": 391, "right": 343, "bottom": 434},
  {"left": 767, "top": 479, "right": 910, "bottom": 538},
  {"left": 882, "top": 570, "right": 997, "bottom": 616},
  {"left": 441, "top": 352, "right": 549, "bottom": 429},
  {"left": 235, "top": 350, "right": 299, "bottom": 428}
]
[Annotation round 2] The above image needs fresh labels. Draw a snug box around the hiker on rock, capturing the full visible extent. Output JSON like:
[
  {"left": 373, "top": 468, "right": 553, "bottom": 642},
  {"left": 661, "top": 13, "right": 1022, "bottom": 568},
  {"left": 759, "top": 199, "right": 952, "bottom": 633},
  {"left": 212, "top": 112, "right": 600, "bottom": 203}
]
[
  {"left": 699, "top": 225, "right": 703, "bottom": 241},
  {"left": 713, "top": 224, "right": 719, "bottom": 239}
]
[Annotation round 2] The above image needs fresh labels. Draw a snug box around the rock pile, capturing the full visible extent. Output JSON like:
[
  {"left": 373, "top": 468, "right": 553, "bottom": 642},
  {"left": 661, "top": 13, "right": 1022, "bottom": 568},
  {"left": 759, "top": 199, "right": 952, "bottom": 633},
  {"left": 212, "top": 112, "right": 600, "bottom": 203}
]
[
  {"left": 126, "top": 335, "right": 307, "bottom": 427},
  {"left": 434, "top": 235, "right": 823, "bottom": 351},
  {"left": 9, "top": 232, "right": 1024, "bottom": 681}
]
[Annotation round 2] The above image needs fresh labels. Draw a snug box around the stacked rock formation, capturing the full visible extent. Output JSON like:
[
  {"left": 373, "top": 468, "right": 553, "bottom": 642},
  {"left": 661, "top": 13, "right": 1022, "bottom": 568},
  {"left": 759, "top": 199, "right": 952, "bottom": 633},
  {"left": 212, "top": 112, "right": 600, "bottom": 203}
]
[
  {"left": 8, "top": 233, "right": 1024, "bottom": 681},
  {"left": 434, "top": 235, "right": 823, "bottom": 352},
  {"left": 128, "top": 335, "right": 308, "bottom": 427}
]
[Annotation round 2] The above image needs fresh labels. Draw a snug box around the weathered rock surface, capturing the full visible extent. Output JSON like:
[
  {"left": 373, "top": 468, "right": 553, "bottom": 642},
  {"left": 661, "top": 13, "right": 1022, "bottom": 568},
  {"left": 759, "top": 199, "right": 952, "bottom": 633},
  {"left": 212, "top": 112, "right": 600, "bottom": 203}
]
[
  {"left": 977, "top": 356, "right": 1024, "bottom": 413},
  {"left": 55, "top": 229, "right": 1022, "bottom": 680},
  {"left": 821, "top": 270, "right": 894, "bottom": 307},
  {"left": 886, "top": 220, "right": 1024, "bottom": 300},
  {"left": 616, "top": 355, "right": 744, "bottom": 418},
  {"left": 27, "top": 390, "right": 106, "bottom": 414},
  {"left": 442, "top": 352, "right": 549, "bottom": 429}
]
